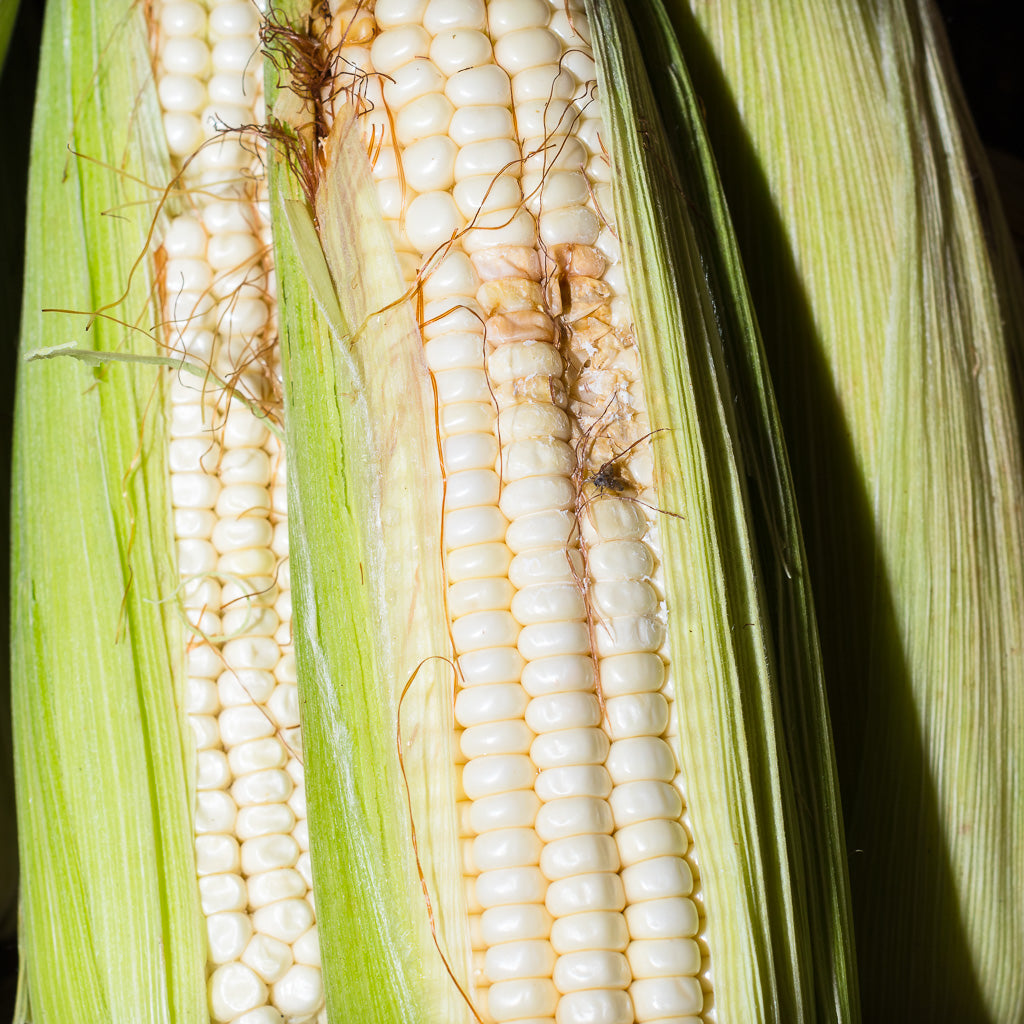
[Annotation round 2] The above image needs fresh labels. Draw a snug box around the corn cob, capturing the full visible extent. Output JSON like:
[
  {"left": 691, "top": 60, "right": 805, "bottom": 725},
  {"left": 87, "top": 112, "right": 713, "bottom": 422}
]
[{"left": 14, "top": 0, "right": 855, "bottom": 1022}]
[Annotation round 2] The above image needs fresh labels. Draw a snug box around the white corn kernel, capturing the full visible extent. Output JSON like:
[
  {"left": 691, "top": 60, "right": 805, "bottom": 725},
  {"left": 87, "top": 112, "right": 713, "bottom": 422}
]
[
  {"left": 609, "top": 780, "right": 682, "bottom": 829},
  {"left": 554, "top": 950, "right": 630, "bottom": 993},
  {"left": 271, "top": 964, "right": 324, "bottom": 1018},
  {"left": 535, "top": 796, "right": 613, "bottom": 841},
  {"left": 459, "top": 645, "right": 525, "bottom": 686},
  {"left": 540, "top": 835, "right": 619, "bottom": 880},
  {"left": 208, "top": 962, "right": 267, "bottom": 1021},
  {"left": 463, "top": 754, "right": 536, "bottom": 799},
  {"left": 550, "top": 910, "right": 629, "bottom": 954},
  {"left": 536, "top": 765, "right": 611, "bottom": 801},
  {"left": 196, "top": 790, "right": 238, "bottom": 834},
  {"left": 242, "top": 932, "right": 293, "bottom": 984},
  {"left": 604, "top": 694, "right": 670, "bottom": 741},
  {"left": 484, "top": 939, "right": 556, "bottom": 982},
  {"left": 207, "top": 911, "right": 253, "bottom": 964},
  {"left": 460, "top": 720, "right": 533, "bottom": 758},
  {"left": 546, "top": 873, "right": 625, "bottom": 917},
  {"left": 487, "top": 978, "right": 558, "bottom": 1020},
  {"left": 199, "top": 872, "right": 248, "bottom": 915},
  {"left": 456, "top": 682, "right": 530, "bottom": 726},
  {"left": 473, "top": 828, "right": 543, "bottom": 871},
  {"left": 621, "top": 856, "right": 693, "bottom": 902},
  {"left": 530, "top": 728, "right": 609, "bottom": 769},
  {"left": 247, "top": 868, "right": 307, "bottom": 908},
  {"left": 557, "top": 989, "right": 633, "bottom": 1024},
  {"left": 236, "top": 803, "right": 296, "bottom": 840},
  {"left": 445, "top": 64, "right": 512, "bottom": 108},
  {"left": 470, "top": 790, "right": 541, "bottom": 833},
  {"left": 630, "top": 976, "right": 703, "bottom": 1018},
  {"left": 241, "top": 834, "right": 300, "bottom": 874},
  {"left": 251, "top": 898, "right": 314, "bottom": 944},
  {"left": 624, "top": 897, "right": 699, "bottom": 940},
  {"left": 476, "top": 866, "right": 548, "bottom": 908},
  {"left": 196, "top": 835, "right": 241, "bottom": 876},
  {"left": 627, "top": 937, "right": 701, "bottom": 979}
]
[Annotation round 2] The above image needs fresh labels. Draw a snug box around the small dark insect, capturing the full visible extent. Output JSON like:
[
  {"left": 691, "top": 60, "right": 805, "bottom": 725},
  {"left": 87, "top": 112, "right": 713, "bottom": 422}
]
[{"left": 588, "top": 459, "right": 631, "bottom": 493}]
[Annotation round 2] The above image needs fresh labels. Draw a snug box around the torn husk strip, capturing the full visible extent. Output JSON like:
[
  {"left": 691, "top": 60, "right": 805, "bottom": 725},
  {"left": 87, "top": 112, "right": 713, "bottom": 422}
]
[
  {"left": 669, "top": 0, "right": 1024, "bottom": 1018},
  {"left": 271, "top": 100, "right": 470, "bottom": 1019},
  {"left": 12, "top": 0, "right": 207, "bottom": 1020},
  {"left": 268, "top": 0, "right": 855, "bottom": 1020}
]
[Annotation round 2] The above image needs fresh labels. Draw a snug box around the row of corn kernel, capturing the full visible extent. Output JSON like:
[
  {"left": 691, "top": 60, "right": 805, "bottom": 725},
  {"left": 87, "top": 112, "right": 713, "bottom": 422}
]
[
  {"left": 154, "top": 2, "right": 324, "bottom": 1022},
  {"left": 544, "top": 4, "right": 710, "bottom": 1018}
]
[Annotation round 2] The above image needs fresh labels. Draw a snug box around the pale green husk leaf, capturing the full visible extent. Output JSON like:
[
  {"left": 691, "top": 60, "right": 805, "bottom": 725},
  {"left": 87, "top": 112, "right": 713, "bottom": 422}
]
[
  {"left": 671, "top": 0, "right": 1024, "bottom": 1017},
  {"left": 588, "top": 3, "right": 857, "bottom": 1020},
  {"left": 12, "top": 0, "right": 207, "bottom": 1021}
]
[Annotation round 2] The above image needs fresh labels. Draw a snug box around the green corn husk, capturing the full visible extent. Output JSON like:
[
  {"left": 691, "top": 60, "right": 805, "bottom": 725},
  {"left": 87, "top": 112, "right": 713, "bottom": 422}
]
[
  {"left": 11, "top": 0, "right": 206, "bottom": 1020},
  {"left": 663, "top": 0, "right": 1024, "bottom": 1018}
]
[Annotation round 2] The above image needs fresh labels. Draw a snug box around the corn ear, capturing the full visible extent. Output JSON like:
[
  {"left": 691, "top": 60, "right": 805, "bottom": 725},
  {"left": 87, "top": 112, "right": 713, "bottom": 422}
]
[
  {"left": 668, "top": 0, "right": 1024, "bottom": 1018},
  {"left": 12, "top": 1, "right": 207, "bottom": 1020},
  {"left": 268, "top": 0, "right": 855, "bottom": 1019}
]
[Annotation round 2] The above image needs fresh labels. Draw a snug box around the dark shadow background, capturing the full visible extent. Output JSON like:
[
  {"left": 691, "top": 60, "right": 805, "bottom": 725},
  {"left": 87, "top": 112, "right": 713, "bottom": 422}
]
[{"left": 0, "top": 0, "right": 1020, "bottom": 1019}]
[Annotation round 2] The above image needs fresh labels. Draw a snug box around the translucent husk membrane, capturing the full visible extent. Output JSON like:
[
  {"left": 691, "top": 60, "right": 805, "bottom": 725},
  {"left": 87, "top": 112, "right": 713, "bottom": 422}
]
[{"left": 664, "top": 0, "right": 1024, "bottom": 1018}]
